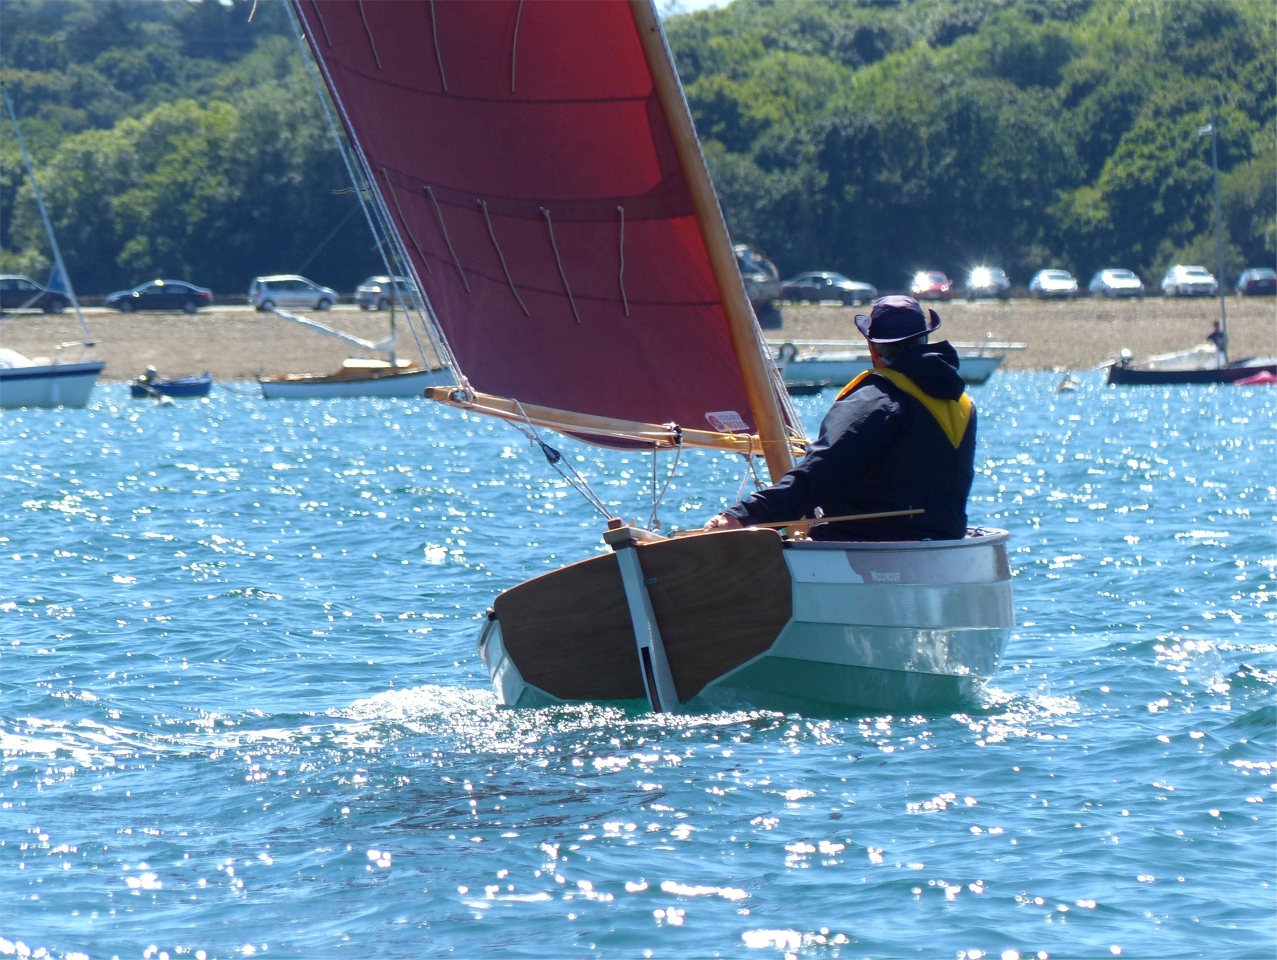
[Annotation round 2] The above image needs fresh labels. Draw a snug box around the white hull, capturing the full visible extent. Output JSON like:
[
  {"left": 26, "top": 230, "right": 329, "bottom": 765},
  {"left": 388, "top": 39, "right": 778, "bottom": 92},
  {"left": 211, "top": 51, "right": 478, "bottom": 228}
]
[
  {"left": 479, "top": 529, "right": 1013, "bottom": 714},
  {"left": 781, "top": 353, "right": 1003, "bottom": 387},
  {"left": 259, "top": 366, "right": 452, "bottom": 399},
  {"left": 0, "top": 360, "right": 105, "bottom": 409}
]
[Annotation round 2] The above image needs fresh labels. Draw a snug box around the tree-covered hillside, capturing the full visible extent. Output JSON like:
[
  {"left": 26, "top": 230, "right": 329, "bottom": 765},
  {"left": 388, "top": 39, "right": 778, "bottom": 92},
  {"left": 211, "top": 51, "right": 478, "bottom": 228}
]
[
  {"left": 1, "top": 0, "right": 1273, "bottom": 296},
  {"left": 0, "top": 0, "right": 371, "bottom": 294},
  {"left": 668, "top": 0, "right": 1275, "bottom": 287}
]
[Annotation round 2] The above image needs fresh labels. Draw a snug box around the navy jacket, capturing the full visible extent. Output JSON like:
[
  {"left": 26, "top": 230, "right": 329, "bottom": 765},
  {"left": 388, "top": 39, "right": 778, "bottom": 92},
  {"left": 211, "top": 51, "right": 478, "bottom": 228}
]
[{"left": 726, "top": 341, "right": 976, "bottom": 541}]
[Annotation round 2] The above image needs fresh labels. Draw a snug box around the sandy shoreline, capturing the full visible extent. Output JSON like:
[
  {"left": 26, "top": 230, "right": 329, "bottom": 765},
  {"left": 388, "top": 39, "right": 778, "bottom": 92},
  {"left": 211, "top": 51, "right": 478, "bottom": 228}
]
[{"left": 0, "top": 297, "right": 1272, "bottom": 381}]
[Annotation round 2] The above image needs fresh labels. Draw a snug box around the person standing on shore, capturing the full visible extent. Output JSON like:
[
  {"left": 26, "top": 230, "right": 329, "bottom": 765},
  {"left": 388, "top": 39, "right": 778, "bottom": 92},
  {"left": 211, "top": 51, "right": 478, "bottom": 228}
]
[{"left": 704, "top": 295, "right": 977, "bottom": 541}]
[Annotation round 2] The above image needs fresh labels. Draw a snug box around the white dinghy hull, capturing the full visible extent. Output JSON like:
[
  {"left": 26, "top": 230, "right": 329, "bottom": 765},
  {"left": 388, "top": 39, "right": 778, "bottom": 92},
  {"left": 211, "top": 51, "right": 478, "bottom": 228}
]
[
  {"left": 0, "top": 360, "right": 105, "bottom": 409},
  {"left": 478, "top": 528, "right": 1013, "bottom": 715},
  {"left": 700, "top": 532, "right": 1012, "bottom": 712}
]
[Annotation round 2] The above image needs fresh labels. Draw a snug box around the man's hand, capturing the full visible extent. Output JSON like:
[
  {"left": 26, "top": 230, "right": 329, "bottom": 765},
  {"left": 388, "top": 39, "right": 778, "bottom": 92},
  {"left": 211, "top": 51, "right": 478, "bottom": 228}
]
[{"left": 703, "top": 512, "right": 743, "bottom": 532}]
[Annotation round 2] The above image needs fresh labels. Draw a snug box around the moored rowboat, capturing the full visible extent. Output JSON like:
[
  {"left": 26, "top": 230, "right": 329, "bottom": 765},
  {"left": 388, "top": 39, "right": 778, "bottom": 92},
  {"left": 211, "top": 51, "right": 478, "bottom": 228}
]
[
  {"left": 259, "top": 358, "right": 452, "bottom": 399},
  {"left": 0, "top": 355, "right": 105, "bottom": 409}
]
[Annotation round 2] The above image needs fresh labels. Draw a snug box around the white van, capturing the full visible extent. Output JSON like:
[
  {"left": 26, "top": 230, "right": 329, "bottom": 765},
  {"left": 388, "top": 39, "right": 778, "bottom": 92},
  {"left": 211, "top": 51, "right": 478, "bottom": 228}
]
[{"left": 249, "top": 275, "right": 339, "bottom": 311}]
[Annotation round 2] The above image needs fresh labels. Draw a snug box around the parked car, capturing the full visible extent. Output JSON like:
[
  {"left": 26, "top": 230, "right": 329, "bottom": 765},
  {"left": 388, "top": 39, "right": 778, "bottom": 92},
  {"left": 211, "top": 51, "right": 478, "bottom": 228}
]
[
  {"left": 0, "top": 274, "right": 68, "bottom": 314},
  {"left": 964, "top": 266, "right": 1011, "bottom": 300},
  {"left": 355, "top": 276, "right": 421, "bottom": 311},
  {"left": 249, "top": 275, "right": 339, "bottom": 311},
  {"left": 1160, "top": 264, "right": 1218, "bottom": 297},
  {"left": 105, "top": 279, "right": 213, "bottom": 313},
  {"left": 781, "top": 272, "right": 877, "bottom": 306},
  {"left": 909, "top": 270, "right": 952, "bottom": 301},
  {"left": 1028, "top": 269, "right": 1078, "bottom": 299},
  {"left": 1088, "top": 269, "right": 1144, "bottom": 299},
  {"left": 1236, "top": 267, "right": 1277, "bottom": 296},
  {"left": 734, "top": 244, "right": 783, "bottom": 328}
]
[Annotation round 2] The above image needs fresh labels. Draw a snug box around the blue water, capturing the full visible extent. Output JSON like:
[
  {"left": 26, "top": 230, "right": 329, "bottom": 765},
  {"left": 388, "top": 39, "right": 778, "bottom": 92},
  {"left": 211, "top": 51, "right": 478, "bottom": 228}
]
[{"left": 1, "top": 374, "right": 1273, "bottom": 960}]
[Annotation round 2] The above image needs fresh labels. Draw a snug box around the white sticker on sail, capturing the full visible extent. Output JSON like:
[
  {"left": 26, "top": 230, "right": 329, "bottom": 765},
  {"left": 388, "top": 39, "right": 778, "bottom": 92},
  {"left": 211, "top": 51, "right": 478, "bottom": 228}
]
[{"left": 705, "top": 410, "right": 749, "bottom": 432}]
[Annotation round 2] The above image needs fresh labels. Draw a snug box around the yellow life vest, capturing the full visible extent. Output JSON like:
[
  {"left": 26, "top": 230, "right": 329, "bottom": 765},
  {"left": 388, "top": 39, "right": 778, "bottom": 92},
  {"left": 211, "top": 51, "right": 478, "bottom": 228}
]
[{"left": 835, "top": 368, "right": 973, "bottom": 448}]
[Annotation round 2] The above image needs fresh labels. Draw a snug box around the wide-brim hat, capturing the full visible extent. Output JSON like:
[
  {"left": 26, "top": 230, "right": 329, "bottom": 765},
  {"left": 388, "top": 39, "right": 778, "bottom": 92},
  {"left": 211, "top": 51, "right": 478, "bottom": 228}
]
[{"left": 854, "top": 294, "right": 941, "bottom": 344}]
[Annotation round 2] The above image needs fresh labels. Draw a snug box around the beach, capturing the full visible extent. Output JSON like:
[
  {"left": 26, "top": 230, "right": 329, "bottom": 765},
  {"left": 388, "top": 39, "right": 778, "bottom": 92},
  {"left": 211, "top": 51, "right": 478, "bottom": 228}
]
[{"left": 0, "top": 296, "right": 1272, "bottom": 381}]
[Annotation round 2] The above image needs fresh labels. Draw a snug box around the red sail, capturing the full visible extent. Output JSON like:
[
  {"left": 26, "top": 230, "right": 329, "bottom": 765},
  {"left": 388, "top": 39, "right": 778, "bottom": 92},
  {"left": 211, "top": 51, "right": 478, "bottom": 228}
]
[{"left": 294, "top": 0, "right": 768, "bottom": 439}]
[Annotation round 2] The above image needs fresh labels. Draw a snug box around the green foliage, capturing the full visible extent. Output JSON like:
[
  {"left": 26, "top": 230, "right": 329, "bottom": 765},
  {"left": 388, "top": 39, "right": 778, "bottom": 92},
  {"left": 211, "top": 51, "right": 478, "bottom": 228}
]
[
  {"left": 0, "top": 0, "right": 376, "bottom": 294},
  {"left": 668, "top": 0, "right": 1276, "bottom": 286},
  {"left": 0, "top": 0, "right": 1272, "bottom": 297}
]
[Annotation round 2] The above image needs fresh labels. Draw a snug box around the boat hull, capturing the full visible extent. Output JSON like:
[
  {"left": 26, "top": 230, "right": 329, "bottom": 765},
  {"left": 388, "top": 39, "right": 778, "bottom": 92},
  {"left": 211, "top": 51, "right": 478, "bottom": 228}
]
[
  {"left": 0, "top": 360, "right": 105, "bottom": 408},
  {"left": 478, "top": 528, "right": 1013, "bottom": 715},
  {"left": 130, "top": 375, "right": 212, "bottom": 398},
  {"left": 781, "top": 354, "right": 1003, "bottom": 387},
  {"left": 259, "top": 366, "right": 451, "bottom": 399},
  {"left": 1107, "top": 359, "right": 1277, "bottom": 385}
]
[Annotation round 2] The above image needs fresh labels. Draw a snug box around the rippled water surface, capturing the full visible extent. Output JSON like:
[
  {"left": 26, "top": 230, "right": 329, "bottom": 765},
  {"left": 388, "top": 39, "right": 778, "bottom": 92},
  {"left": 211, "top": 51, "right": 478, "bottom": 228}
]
[{"left": 1, "top": 374, "right": 1273, "bottom": 959}]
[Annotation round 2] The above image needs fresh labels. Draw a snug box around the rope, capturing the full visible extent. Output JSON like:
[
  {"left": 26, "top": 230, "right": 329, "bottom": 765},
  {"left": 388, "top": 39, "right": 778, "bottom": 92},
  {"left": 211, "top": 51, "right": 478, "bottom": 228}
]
[
  {"left": 286, "top": 0, "right": 465, "bottom": 388},
  {"left": 379, "top": 168, "right": 431, "bottom": 273},
  {"left": 357, "top": 0, "right": 381, "bottom": 69},
  {"left": 510, "top": 402, "right": 615, "bottom": 522},
  {"left": 647, "top": 426, "right": 683, "bottom": 532},
  {"left": 214, "top": 380, "right": 259, "bottom": 396},
  {"left": 540, "top": 207, "right": 581, "bottom": 324},
  {"left": 511, "top": 0, "right": 523, "bottom": 93},
  {"left": 430, "top": 0, "right": 448, "bottom": 92},
  {"left": 310, "top": 0, "right": 330, "bottom": 44},
  {"left": 617, "top": 205, "right": 630, "bottom": 317},
  {"left": 425, "top": 186, "right": 469, "bottom": 291},
  {"left": 479, "top": 200, "right": 529, "bottom": 315},
  {"left": 735, "top": 452, "right": 765, "bottom": 504}
]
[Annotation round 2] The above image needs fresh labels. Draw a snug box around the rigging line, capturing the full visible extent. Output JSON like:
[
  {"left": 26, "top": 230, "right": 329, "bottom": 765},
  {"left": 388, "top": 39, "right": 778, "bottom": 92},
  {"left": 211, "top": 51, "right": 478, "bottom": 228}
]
[
  {"left": 511, "top": 401, "right": 616, "bottom": 521},
  {"left": 380, "top": 167, "right": 431, "bottom": 273},
  {"left": 510, "top": 0, "right": 523, "bottom": 93},
  {"left": 425, "top": 186, "right": 470, "bottom": 292},
  {"left": 647, "top": 427, "right": 683, "bottom": 532},
  {"left": 429, "top": 0, "right": 449, "bottom": 92},
  {"left": 357, "top": 0, "right": 381, "bottom": 70},
  {"left": 540, "top": 207, "right": 581, "bottom": 324},
  {"left": 287, "top": 4, "right": 456, "bottom": 381},
  {"left": 617, "top": 206, "right": 630, "bottom": 317},
  {"left": 478, "top": 199, "right": 529, "bottom": 315},
  {"left": 310, "top": 0, "right": 330, "bottom": 45}
]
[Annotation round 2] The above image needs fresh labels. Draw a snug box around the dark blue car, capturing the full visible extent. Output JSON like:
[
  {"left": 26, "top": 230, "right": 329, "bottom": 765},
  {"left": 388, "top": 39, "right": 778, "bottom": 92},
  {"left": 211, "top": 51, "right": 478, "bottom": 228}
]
[{"left": 106, "top": 279, "right": 213, "bottom": 313}]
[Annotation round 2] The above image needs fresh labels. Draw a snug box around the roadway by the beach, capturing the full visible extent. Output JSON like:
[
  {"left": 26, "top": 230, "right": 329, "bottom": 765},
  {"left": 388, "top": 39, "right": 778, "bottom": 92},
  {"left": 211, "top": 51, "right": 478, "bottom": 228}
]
[{"left": 0, "top": 296, "right": 1272, "bottom": 382}]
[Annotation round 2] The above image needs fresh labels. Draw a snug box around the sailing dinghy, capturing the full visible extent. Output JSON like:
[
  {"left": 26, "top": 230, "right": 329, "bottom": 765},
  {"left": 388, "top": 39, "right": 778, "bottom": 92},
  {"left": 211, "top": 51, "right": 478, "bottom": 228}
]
[{"left": 291, "top": 0, "right": 1012, "bottom": 714}]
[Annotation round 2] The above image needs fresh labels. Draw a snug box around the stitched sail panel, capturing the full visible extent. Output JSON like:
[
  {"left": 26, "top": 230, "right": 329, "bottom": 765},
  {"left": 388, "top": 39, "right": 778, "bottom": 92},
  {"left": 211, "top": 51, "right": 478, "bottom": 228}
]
[{"left": 293, "top": 0, "right": 787, "bottom": 441}]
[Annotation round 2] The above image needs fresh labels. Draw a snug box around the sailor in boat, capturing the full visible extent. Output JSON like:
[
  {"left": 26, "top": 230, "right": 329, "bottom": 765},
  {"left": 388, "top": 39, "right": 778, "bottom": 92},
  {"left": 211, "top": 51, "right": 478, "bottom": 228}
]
[
  {"left": 704, "top": 295, "right": 976, "bottom": 541},
  {"left": 1206, "top": 320, "right": 1228, "bottom": 355}
]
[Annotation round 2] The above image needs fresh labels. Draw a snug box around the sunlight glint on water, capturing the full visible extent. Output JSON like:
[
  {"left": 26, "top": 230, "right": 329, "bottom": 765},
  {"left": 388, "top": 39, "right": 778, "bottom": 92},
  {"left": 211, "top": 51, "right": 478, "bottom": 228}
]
[{"left": 0, "top": 374, "right": 1272, "bottom": 958}]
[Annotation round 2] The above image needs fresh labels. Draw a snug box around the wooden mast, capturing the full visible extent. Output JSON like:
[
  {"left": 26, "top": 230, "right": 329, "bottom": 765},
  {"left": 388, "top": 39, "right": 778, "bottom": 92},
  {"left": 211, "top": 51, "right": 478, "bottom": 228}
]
[{"left": 629, "top": 0, "right": 795, "bottom": 482}]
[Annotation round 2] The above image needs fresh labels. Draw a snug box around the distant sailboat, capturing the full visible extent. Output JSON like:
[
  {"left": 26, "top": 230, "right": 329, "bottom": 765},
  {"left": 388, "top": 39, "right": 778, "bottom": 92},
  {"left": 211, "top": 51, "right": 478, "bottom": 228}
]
[
  {"left": 1108, "top": 107, "right": 1276, "bottom": 386},
  {"left": 257, "top": 304, "right": 451, "bottom": 399},
  {"left": 773, "top": 336, "right": 1025, "bottom": 388},
  {"left": 1, "top": 86, "right": 104, "bottom": 409},
  {"left": 291, "top": 0, "right": 1012, "bottom": 714}
]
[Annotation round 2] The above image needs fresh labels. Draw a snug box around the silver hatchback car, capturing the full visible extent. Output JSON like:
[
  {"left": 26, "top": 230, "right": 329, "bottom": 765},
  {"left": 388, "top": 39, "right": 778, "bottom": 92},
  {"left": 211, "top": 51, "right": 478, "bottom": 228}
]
[{"left": 249, "top": 275, "right": 339, "bottom": 311}]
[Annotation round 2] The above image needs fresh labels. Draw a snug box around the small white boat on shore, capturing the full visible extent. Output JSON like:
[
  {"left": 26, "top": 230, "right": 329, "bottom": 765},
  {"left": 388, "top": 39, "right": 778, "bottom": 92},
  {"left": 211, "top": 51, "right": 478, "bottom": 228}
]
[
  {"left": 772, "top": 337, "right": 1024, "bottom": 387},
  {"left": 257, "top": 307, "right": 451, "bottom": 399},
  {"left": 0, "top": 349, "right": 105, "bottom": 409},
  {"left": 259, "top": 357, "right": 451, "bottom": 399},
  {"left": 2, "top": 87, "right": 102, "bottom": 409}
]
